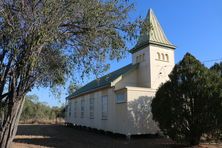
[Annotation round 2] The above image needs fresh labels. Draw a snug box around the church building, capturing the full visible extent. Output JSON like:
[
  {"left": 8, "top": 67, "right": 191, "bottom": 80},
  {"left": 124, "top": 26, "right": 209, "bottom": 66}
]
[{"left": 65, "top": 9, "right": 176, "bottom": 136}]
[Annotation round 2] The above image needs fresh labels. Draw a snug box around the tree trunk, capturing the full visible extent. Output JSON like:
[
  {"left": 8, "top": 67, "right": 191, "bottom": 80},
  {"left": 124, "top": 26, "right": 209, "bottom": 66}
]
[{"left": 0, "top": 97, "right": 25, "bottom": 148}]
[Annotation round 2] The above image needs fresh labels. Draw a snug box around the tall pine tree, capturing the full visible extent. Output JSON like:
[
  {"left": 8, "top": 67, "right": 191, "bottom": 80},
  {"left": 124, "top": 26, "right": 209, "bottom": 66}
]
[{"left": 151, "top": 53, "right": 222, "bottom": 145}]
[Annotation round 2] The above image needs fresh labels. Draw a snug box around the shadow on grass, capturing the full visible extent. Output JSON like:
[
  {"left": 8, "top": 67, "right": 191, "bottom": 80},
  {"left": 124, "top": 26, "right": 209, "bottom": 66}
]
[{"left": 13, "top": 124, "right": 187, "bottom": 148}]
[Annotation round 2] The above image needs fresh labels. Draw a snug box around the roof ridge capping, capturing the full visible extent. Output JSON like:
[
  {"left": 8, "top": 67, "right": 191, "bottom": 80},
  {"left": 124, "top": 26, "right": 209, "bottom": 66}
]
[{"left": 130, "top": 8, "right": 176, "bottom": 53}]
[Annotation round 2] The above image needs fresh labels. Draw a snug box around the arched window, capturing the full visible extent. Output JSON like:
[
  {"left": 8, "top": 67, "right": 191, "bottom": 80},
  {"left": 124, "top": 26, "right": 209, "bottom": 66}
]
[
  {"left": 136, "top": 56, "right": 139, "bottom": 63},
  {"left": 139, "top": 55, "right": 142, "bottom": 61},
  {"left": 161, "top": 53, "right": 165, "bottom": 61},
  {"left": 157, "top": 52, "right": 160, "bottom": 60},
  {"left": 136, "top": 54, "right": 145, "bottom": 63},
  {"left": 142, "top": 54, "right": 145, "bottom": 61},
  {"left": 165, "top": 54, "right": 169, "bottom": 61}
]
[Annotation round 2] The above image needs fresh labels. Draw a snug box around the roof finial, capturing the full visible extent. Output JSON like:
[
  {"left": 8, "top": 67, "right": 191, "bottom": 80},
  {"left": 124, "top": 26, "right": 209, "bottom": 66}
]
[{"left": 148, "top": 8, "right": 153, "bottom": 14}]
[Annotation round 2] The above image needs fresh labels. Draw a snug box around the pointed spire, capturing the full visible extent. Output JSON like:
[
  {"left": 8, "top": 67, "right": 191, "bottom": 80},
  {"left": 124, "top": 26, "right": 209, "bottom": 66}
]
[{"left": 130, "top": 9, "right": 175, "bottom": 53}]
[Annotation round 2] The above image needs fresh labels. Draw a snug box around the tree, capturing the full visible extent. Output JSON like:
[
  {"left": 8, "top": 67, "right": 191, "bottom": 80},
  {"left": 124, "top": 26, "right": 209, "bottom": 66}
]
[
  {"left": 151, "top": 53, "right": 222, "bottom": 145},
  {"left": 67, "top": 82, "right": 81, "bottom": 95},
  {"left": 0, "top": 0, "right": 139, "bottom": 147},
  {"left": 210, "top": 62, "right": 222, "bottom": 77},
  {"left": 20, "top": 95, "right": 64, "bottom": 122},
  {"left": 19, "top": 95, "right": 38, "bottom": 122}
]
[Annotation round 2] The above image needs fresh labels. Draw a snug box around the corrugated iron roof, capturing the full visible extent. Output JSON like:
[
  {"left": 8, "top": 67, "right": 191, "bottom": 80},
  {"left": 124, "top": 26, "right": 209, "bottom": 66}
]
[
  {"left": 130, "top": 9, "right": 175, "bottom": 53},
  {"left": 67, "top": 63, "right": 138, "bottom": 99}
]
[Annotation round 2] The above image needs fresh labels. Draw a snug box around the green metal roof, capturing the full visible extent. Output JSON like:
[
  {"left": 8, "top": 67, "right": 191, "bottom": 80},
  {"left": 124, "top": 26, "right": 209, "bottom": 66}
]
[
  {"left": 67, "top": 64, "right": 138, "bottom": 99},
  {"left": 130, "top": 9, "right": 175, "bottom": 53}
]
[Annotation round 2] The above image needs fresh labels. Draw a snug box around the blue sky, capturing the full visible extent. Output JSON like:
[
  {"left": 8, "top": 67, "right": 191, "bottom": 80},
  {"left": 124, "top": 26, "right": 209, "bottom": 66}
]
[{"left": 29, "top": 0, "right": 222, "bottom": 106}]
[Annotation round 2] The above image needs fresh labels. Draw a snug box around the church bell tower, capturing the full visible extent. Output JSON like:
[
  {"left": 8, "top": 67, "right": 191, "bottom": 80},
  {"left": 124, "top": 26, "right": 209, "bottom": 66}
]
[{"left": 130, "top": 9, "right": 176, "bottom": 89}]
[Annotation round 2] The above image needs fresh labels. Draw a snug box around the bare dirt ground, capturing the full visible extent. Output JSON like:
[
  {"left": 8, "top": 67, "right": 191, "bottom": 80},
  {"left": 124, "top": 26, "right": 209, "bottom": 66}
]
[{"left": 11, "top": 124, "right": 222, "bottom": 148}]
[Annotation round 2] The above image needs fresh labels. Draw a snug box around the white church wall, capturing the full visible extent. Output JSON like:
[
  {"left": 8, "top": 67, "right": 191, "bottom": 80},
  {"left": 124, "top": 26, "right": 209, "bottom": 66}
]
[
  {"left": 126, "top": 87, "right": 160, "bottom": 135},
  {"left": 114, "top": 69, "right": 138, "bottom": 90},
  {"left": 149, "top": 45, "right": 175, "bottom": 89},
  {"left": 132, "top": 47, "right": 152, "bottom": 88},
  {"left": 67, "top": 87, "right": 130, "bottom": 135},
  {"left": 66, "top": 86, "right": 163, "bottom": 135}
]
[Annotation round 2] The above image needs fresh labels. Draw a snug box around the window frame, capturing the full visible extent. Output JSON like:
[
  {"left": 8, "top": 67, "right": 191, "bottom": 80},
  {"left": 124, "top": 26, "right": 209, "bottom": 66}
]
[
  {"left": 136, "top": 56, "right": 139, "bottom": 63},
  {"left": 116, "top": 91, "right": 126, "bottom": 104},
  {"left": 101, "top": 95, "right": 108, "bottom": 120},
  {"left": 161, "top": 53, "right": 165, "bottom": 61},
  {"left": 89, "top": 98, "right": 94, "bottom": 119},
  {"left": 80, "top": 99, "right": 85, "bottom": 118},
  {"left": 136, "top": 53, "right": 145, "bottom": 63},
  {"left": 165, "top": 54, "right": 169, "bottom": 61},
  {"left": 157, "top": 52, "right": 161, "bottom": 60},
  {"left": 74, "top": 101, "right": 77, "bottom": 118},
  {"left": 68, "top": 104, "right": 71, "bottom": 117}
]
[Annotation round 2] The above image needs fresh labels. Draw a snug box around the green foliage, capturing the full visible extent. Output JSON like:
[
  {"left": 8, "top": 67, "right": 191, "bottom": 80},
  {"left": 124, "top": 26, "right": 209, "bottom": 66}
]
[
  {"left": 0, "top": 0, "right": 139, "bottom": 87},
  {"left": 20, "top": 95, "right": 64, "bottom": 122},
  {"left": 67, "top": 82, "right": 82, "bottom": 95},
  {"left": 210, "top": 62, "right": 222, "bottom": 77},
  {"left": 0, "top": 0, "right": 140, "bottom": 121},
  {"left": 151, "top": 53, "right": 222, "bottom": 145},
  {"left": 0, "top": 0, "right": 140, "bottom": 146}
]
